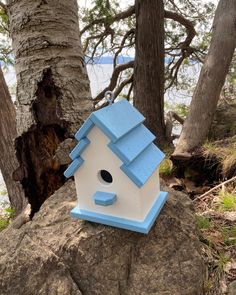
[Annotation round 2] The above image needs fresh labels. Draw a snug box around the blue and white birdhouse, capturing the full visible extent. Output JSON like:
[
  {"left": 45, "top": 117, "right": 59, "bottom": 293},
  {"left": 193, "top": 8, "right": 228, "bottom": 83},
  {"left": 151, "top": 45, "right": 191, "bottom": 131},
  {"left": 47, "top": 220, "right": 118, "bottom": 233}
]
[{"left": 64, "top": 99, "right": 168, "bottom": 234}]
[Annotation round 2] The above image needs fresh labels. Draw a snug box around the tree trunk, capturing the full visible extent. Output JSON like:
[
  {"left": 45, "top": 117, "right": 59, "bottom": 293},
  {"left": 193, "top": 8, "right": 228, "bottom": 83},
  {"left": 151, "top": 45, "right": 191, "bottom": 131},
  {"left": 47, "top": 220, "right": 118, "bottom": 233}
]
[
  {"left": 6, "top": 0, "right": 92, "bottom": 214},
  {"left": 173, "top": 0, "right": 236, "bottom": 158},
  {"left": 134, "top": 0, "right": 167, "bottom": 148},
  {"left": 0, "top": 67, "right": 27, "bottom": 214}
]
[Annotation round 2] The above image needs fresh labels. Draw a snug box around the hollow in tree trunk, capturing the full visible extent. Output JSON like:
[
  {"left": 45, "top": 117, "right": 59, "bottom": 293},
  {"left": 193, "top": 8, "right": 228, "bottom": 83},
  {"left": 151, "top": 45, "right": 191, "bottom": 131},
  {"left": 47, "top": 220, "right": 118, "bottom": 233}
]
[{"left": 6, "top": 0, "right": 92, "bottom": 214}]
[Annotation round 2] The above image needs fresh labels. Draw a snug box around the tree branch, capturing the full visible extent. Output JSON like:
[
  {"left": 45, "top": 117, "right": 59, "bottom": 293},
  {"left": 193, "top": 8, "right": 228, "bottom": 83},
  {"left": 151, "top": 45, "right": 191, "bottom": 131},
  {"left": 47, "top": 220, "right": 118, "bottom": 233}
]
[
  {"left": 164, "top": 10, "right": 196, "bottom": 89},
  {"left": 164, "top": 10, "right": 196, "bottom": 48},
  {"left": 81, "top": 6, "right": 135, "bottom": 35},
  {"left": 165, "top": 111, "right": 184, "bottom": 143},
  {"left": 114, "top": 74, "right": 133, "bottom": 98},
  {"left": 94, "top": 60, "right": 134, "bottom": 101},
  {"left": 0, "top": 1, "right": 7, "bottom": 12},
  {"left": 113, "top": 28, "right": 135, "bottom": 67}
]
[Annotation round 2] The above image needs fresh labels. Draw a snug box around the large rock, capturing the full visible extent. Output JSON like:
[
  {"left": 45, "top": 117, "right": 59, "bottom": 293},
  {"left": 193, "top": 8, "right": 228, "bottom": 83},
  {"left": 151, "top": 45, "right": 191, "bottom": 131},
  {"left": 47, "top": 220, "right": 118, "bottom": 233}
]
[{"left": 0, "top": 180, "right": 205, "bottom": 295}]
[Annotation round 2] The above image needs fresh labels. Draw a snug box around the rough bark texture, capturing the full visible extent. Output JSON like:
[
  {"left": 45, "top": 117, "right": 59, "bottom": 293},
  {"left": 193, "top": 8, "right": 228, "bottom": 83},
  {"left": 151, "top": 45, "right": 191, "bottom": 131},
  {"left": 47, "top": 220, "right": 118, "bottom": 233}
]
[
  {"left": 174, "top": 0, "right": 236, "bottom": 157},
  {"left": 6, "top": 0, "right": 92, "bottom": 214},
  {"left": 134, "top": 0, "right": 167, "bottom": 148},
  {"left": 0, "top": 66, "right": 27, "bottom": 214},
  {"left": 0, "top": 180, "right": 206, "bottom": 295}
]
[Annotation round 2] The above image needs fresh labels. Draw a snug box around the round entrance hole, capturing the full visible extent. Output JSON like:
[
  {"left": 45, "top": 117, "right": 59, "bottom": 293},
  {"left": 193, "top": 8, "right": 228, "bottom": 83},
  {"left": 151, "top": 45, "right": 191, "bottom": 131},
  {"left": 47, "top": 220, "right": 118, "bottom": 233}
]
[{"left": 98, "top": 169, "right": 113, "bottom": 185}]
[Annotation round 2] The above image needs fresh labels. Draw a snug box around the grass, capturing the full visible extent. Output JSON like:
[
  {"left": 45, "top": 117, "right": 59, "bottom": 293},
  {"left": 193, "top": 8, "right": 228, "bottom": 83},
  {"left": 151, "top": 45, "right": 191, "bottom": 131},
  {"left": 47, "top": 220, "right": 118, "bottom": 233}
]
[
  {"left": 194, "top": 182, "right": 236, "bottom": 294},
  {"left": 0, "top": 218, "right": 10, "bottom": 231},
  {"left": 217, "top": 191, "right": 236, "bottom": 212},
  {"left": 221, "top": 226, "right": 236, "bottom": 246},
  {"left": 196, "top": 215, "right": 211, "bottom": 230},
  {"left": 159, "top": 159, "right": 173, "bottom": 176},
  {"left": 203, "top": 138, "right": 236, "bottom": 176},
  {"left": 214, "top": 252, "right": 230, "bottom": 276},
  {"left": 0, "top": 205, "right": 14, "bottom": 232}
]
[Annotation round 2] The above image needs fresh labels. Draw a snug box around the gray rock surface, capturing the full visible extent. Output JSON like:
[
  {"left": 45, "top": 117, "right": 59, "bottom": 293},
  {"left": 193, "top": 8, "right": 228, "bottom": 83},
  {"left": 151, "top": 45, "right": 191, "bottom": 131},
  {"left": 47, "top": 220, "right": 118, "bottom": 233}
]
[
  {"left": 0, "top": 180, "right": 205, "bottom": 295},
  {"left": 228, "top": 280, "right": 236, "bottom": 295}
]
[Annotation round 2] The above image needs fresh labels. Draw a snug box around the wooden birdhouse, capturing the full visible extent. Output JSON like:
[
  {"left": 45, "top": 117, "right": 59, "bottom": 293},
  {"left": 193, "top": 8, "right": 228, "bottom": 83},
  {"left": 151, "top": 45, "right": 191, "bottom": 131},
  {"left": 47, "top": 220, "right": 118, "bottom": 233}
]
[{"left": 64, "top": 99, "right": 168, "bottom": 233}]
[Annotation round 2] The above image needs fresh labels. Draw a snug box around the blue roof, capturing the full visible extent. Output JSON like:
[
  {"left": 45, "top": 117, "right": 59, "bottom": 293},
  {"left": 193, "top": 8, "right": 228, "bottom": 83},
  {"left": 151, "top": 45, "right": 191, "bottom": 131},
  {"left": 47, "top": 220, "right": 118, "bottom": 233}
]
[{"left": 64, "top": 99, "right": 165, "bottom": 187}]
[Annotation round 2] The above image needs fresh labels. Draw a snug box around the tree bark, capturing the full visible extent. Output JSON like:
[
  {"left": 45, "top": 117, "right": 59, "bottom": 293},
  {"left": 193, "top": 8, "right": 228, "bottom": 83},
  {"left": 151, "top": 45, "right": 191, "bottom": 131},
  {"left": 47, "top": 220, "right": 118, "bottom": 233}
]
[
  {"left": 6, "top": 0, "right": 92, "bottom": 214},
  {"left": 0, "top": 67, "right": 27, "bottom": 214},
  {"left": 134, "top": 0, "right": 167, "bottom": 148},
  {"left": 173, "top": 0, "right": 236, "bottom": 158}
]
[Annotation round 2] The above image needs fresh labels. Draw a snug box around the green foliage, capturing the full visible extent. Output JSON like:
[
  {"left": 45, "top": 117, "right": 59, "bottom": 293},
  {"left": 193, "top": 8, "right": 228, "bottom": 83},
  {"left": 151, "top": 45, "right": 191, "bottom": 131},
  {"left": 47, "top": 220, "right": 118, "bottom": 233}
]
[
  {"left": 159, "top": 159, "right": 173, "bottom": 176},
  {"left": 196, "top": 215, "right": 211, "bottom": 230},
  {"left": 165, "top": 101, "right": 189, "bottom": 118},
  {"left": 0, "top": 7, "right": 13, "bottom": 66},
  {"left": 0, "top": 189, "right": 7, "bottom": 196},
  {"left": 217, "top": 191, "right": 236, "bottom": 212},
  {"left": 0, "top": 205, "right": 14, "bottom": 231},
  {"left": 0, "top": 218, "right": 9, "bottom": 231}
]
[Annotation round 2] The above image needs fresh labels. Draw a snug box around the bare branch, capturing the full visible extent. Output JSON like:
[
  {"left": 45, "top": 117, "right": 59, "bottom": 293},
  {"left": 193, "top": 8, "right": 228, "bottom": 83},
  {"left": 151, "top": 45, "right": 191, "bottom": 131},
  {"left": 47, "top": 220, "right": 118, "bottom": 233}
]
[
  {"left": 94, "top": 60, "right": 134, "bottom": 101},
  {"left": 165, "top": 111, "right": 184, "bottom": 142},
  {"left": 164, "top": 10, "right": 196, "bottom": 49},
  {"left": 127, "top": 81, "right": 133, "bottom": 101},
  {"left": 164, "top": 10, "right": 196, "bottom": 89},
  {"left": 113, "top": 28, "right": 135, "bottom": 67},
  {"left": 193, "top": 176, "right": 236, "bottom": 202},
  {"left": 81, "top": 6, "right": 135, "bottom": 35},
  {"left": 114, "top": 74, "right": 133, "bottom": 98}
]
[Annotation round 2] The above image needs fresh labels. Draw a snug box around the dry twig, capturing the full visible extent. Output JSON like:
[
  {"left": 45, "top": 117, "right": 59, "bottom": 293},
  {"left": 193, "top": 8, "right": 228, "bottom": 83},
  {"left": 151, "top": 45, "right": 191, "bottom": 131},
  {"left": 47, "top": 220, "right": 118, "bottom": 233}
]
[{"left": 193, "top": 176, "right": 236, "bottom": 202}]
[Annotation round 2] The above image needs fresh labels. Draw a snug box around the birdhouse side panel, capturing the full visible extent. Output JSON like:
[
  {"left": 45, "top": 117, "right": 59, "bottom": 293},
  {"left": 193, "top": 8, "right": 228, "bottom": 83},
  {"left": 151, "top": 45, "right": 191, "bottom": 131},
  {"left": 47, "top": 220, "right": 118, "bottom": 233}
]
[
  {"left": 140, "top": 168, "right": 160, "bottom": 220},
  {"left": 73, "top": 126, "right": 144, "bottom": 221}
]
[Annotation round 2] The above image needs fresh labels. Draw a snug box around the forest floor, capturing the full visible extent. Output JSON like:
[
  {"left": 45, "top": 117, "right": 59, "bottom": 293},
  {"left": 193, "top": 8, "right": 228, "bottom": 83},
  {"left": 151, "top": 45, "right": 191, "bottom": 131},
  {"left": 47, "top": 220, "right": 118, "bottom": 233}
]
[
  {"left": 161, "top": 135, "right": 236, "bottom": 295},
  {"left": 194, "top": 183, "right": 236, "bottom": 294}
]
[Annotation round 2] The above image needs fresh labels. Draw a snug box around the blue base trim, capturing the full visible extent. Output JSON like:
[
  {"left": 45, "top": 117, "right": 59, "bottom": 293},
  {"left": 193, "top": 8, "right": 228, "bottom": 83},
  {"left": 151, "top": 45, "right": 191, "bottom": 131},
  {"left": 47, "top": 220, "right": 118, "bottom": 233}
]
[{"left": 71, "top": 191, "right": 168, "bottom": 234}]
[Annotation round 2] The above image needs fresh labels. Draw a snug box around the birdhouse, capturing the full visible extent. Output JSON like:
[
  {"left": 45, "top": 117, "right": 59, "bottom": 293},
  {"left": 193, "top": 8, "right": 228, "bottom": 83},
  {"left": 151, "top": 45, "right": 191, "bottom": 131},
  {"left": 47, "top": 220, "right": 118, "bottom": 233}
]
[{"left": 64, "top": 99, "right": 168, "bottom": 233}]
